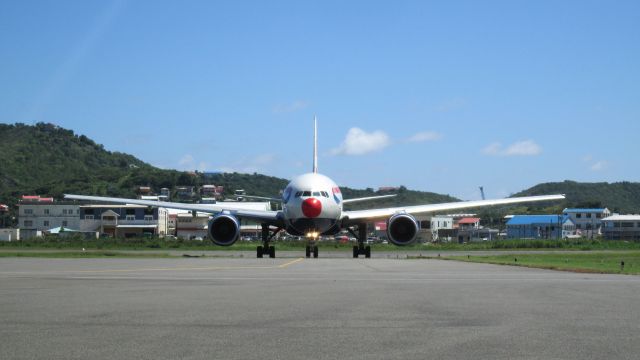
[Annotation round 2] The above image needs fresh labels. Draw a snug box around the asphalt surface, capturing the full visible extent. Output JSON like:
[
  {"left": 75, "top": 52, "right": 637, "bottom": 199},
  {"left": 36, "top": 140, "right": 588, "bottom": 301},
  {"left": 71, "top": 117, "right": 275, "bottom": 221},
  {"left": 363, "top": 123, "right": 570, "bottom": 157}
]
[{"left": 1, "top": 257, "right": 639, "bottom": 360}]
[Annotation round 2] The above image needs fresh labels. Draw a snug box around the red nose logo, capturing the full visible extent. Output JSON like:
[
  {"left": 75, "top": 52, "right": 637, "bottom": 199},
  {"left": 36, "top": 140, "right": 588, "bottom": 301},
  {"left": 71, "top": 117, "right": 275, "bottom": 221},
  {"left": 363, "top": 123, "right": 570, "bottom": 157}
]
[{"left": 302, "top": 198, "right": 322, "bottom": 218}]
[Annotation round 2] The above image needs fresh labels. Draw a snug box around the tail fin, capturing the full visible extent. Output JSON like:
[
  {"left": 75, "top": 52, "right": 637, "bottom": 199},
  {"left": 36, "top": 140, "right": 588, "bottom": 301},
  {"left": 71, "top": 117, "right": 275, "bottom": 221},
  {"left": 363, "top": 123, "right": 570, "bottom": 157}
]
[{"left": 313, "top": 116, "right": 318, "bottom": 174}]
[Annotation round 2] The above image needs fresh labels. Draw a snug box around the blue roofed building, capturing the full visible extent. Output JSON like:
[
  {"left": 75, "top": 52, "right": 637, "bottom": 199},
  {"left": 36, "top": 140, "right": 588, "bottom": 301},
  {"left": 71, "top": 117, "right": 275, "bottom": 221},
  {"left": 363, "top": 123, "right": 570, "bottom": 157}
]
[{"left": 506, "top": 215, "right": 575, "bottom": 239}]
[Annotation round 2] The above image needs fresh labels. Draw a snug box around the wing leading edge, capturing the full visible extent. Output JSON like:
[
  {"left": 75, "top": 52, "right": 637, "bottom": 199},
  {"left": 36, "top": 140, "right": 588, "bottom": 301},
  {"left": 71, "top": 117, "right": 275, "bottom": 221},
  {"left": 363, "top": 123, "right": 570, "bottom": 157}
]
[
  {"left": 342, "top": 194, "right": 565, "bottom": 222},
  {"left": 64, "top": 194, "right": 281, "bottom": 224}
]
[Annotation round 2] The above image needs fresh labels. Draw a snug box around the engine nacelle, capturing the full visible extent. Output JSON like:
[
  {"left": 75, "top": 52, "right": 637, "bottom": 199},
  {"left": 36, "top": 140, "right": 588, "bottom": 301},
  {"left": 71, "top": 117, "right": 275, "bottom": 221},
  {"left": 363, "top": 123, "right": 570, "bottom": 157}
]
[
  {"left": 386, "top": 213, "right": 419, "bottom": 246},
  {"left": 208, "top": 213, "right": 240, "bottom": 246}
]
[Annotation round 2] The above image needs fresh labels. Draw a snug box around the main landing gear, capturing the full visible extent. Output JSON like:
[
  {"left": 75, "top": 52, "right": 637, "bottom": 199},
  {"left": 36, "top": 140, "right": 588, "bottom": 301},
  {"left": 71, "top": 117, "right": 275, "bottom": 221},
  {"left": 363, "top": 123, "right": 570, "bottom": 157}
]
[
  {"left": 348, "top": 223, "right": 371, "bottom": 258},
  {"left": 257, "top": 224, "right": 282, "bottom": 258}
]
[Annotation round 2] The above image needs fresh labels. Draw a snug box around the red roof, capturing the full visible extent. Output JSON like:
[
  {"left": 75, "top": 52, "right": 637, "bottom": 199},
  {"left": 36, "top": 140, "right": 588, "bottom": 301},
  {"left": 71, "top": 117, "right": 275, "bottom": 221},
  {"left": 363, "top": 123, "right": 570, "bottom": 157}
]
[
  {"left": 0, "top": 204, "right": 8, "bottom": 211},
  {"left": 22, "top": 195, "right": 40, "bottom": 200},
  {"left": 458, "top": 217, "right": 480, "bottom": 224}
]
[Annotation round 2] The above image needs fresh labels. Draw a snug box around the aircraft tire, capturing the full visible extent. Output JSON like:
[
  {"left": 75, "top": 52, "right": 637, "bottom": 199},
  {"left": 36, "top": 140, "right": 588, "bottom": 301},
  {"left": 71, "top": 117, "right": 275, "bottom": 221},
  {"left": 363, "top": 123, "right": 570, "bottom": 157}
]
[
  {"left": 305, "top": 246, "right": 311, "bottom": 258},
  {"left": 365, "top": 246, "right": 371, "bottom": 258},
  {"left": 257, "top": 246, "right": 263, "bottom": 258},
  {"left": 269, "top": 246, "right": 275, "bottom": 258},
  {"left": 353, "top": 246, "right": 358, "bottom": 258},
  {"left": 313, "top": 245, "right": 319, "bottom": 258}
]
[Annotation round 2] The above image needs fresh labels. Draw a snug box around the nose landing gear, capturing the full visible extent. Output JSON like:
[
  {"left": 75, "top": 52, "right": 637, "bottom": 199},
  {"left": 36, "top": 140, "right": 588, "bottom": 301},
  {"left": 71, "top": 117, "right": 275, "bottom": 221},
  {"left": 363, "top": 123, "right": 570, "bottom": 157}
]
[{"left": 305, "top": 244, "right": 319, "bottom": 258}]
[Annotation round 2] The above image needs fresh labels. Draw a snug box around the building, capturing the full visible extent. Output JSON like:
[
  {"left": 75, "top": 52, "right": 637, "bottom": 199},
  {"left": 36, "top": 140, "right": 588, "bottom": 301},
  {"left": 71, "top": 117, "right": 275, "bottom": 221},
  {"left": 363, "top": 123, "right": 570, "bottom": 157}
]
[
  {"left": 0, "top": 228, "right": 20, "bottom": 241},
  {"left": 174, "top": 211, "right": 209, "bottom": 239},
  {"left": 562, "top": 208, "right": 611, "bottom": 237},
  {"left": 506, "top": 215, "right": 575, "bottom": 239},
  {"left": 201, "top": 185, "right": 224, "bottom": 200},
  {"left": 18, "top": 199, "right": 80, "bottom": 239},
  {"left": 78, "top": 205, "right": 168, "bottom": 238},
  {"left": 175, "top": 186, "right": 196, "bottom": 200},
  {"left": 601, "top": 215, "right": 640, "bottom": 240},
  {"left": 457, "top": 217, "right": 480, "bottom": 230},
  {"left": 429, "top": 216, "right": 454, "bottom": 242}
]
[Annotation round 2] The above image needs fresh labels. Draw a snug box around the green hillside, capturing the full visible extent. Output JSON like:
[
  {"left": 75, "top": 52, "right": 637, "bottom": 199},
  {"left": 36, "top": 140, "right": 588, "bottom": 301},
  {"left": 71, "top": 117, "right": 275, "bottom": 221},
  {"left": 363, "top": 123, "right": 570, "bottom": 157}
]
[
  {"left": 0, "top": 123, "right": 458, "bottom": 217},
  {"left": 513, "top": 181, "right": 640, "bottom": 214},
  {"left": 1, "top": 123, "right": 637, "bottom": 223}
]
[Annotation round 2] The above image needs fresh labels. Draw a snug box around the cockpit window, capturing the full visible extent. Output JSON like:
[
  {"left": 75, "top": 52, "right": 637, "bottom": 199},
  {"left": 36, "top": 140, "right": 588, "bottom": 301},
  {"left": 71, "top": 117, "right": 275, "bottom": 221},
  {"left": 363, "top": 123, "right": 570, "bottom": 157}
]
[
  {"left": 295, "top": 191, "right": 302, "bottom": 197},
  {"left": 321, "top": 191, "right": 329, "bottom": 198},
  {"left": 302, "top": 191, "right": 311, "bottom": 197},
  {"left": 312, "top": 191, "right": 321, "bottom": 196}
]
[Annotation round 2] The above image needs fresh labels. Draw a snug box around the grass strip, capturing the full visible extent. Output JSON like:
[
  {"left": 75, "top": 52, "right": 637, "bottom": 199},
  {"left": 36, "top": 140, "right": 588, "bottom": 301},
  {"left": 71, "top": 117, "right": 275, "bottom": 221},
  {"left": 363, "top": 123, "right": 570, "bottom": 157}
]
[{"left": 442, "top": 252, "right": 640, "bottom": 275}]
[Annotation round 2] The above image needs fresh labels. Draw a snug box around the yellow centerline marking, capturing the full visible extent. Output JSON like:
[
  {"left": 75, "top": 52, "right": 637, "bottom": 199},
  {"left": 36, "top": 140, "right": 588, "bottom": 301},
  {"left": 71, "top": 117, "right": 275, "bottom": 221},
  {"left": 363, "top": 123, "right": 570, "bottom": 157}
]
[
  {"left": 61, "top": 258, "right": 306, "bottom": 274},
  {"left": 278, "top": 258, "right": 305, "bottom": 268}
]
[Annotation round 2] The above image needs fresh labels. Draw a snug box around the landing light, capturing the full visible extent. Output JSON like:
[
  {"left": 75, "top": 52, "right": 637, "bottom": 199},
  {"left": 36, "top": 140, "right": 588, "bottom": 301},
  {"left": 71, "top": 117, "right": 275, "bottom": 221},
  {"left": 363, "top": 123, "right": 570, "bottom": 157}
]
[{"left": 306, "top": 231, "right": 319, "bottom": 238}]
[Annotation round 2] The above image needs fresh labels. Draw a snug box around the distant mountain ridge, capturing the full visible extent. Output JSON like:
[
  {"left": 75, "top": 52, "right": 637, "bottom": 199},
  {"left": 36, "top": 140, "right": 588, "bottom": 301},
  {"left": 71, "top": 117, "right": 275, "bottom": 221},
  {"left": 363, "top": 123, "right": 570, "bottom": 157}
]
[{"left": 0, "top": 123, "right": 638, "bottom": 215}]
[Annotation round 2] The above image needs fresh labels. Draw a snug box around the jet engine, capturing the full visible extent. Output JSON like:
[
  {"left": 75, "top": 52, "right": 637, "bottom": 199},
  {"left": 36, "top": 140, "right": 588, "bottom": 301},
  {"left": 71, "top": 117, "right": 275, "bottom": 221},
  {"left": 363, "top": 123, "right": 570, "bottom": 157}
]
[
  {"left": 208, "top": 213, "right": 240, "bottom": 246},
  {"left": 386, "top": 213, "right": 419, "bottom": 246}
]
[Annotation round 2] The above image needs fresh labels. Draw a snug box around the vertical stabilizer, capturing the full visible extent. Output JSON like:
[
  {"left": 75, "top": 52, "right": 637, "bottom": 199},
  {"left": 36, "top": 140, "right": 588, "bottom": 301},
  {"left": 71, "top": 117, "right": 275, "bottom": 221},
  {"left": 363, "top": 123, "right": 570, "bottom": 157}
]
[{"left": 313, "top": 116, "right": 318, "bottom": 173}]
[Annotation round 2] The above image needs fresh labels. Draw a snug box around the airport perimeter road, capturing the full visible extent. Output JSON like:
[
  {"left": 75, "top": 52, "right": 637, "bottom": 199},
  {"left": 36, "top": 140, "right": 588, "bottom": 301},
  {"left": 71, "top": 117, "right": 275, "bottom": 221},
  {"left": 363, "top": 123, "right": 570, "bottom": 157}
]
[{"left": 1, "top": 258, "right": 639, "bottom": 360}]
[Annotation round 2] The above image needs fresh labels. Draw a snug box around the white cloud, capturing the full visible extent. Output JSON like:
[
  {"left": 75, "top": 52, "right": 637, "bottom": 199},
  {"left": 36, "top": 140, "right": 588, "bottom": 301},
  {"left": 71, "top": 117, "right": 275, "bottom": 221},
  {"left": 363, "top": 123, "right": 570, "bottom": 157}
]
[
  {"left": 590, "top": 161, "right": 607, "bottom": 171},
  {"left": 178, "top": 154, "right": 195, "bottom": 168},
  {"left": 331, "top": 128, "right": 390, "bottom": 156},
  {"left": 482, "top": 140, "right": 542, "bottom": 156},
  {"left": 407, "top": 131, "right": 443, "bottom": 143},
  {"left": 273, "top": 100, "right": 309, "bottom": 113},
  {"left": 503, "top": 140, "right": 542, "bottom": 156},
  {"left": 482, "top": 142, "right": 503, "bottom": 156},
  {"left": 178, "top": 154, "right": 211, "bottom": 172}
]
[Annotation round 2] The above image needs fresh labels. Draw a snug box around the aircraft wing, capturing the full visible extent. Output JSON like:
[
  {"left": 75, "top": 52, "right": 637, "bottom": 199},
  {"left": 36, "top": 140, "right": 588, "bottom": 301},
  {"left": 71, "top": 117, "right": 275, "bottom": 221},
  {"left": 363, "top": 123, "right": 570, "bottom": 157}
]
[
  {"left": 342, "top": 194, "right": 565, "bottom": 222},
  {"left": 342, "top": 194, "right": 397, "bottom": 204},
  {"left": 64, "top": 194, "right": 281, "bottom": 224}
]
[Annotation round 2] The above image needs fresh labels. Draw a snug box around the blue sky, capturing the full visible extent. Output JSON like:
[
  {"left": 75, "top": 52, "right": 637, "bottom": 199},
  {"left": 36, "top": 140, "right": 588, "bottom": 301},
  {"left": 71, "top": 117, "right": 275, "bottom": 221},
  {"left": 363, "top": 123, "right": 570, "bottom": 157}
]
[{"left": 1, "top": 0, "right": 638, "bottom": 199}]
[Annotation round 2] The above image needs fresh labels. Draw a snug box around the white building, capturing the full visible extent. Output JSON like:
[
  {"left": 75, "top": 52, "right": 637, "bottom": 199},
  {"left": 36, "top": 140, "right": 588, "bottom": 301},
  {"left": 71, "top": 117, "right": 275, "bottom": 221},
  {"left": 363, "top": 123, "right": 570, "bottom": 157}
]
[
  {"left": 0, "top": 228, "right": 20, "bottom": 241},
  {"left": 430, "top": 216, "right": 454, "bottom": 242},
  {"left": 562, "top": 208, "right": 611, "bottom": 237},
  {"left": 602, "top": 214, "right": 640, "bottom": 240},
  {"left": 18, "top": 202, "right": 80, "bottom": 239},
  {"left": 79, "top": 205, "right": 168, "bottom": 238}
]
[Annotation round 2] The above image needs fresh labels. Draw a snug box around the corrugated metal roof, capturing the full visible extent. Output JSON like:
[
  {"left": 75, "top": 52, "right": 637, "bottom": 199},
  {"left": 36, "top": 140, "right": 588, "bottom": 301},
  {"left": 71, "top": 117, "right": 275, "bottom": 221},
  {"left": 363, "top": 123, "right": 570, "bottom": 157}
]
[
  {"left": 507, "top": 215, "right": 565, "bottom": 225},
  {"left": 602, "top": 215, "right": 640, "bottom": 221},
  {"left": 563, "top": 208, "right": 607, "bottom": 213}
]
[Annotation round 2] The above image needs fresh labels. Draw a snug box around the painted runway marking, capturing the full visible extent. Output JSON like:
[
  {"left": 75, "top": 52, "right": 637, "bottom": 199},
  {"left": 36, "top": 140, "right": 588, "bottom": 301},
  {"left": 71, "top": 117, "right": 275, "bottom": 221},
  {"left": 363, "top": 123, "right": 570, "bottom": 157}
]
[
  {"left": 278, "top": 258, "right": 304, "bottom": 268},
  {"left": 0, "top": 259, "right": 306, "bottom": 276}
]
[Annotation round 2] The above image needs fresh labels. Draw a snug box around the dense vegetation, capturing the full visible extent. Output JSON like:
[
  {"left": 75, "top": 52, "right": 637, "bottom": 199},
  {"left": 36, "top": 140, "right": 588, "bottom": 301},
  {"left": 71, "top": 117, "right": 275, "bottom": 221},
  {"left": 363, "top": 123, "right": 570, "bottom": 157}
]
[
  {"left": 513, "top": 180, "right": 640, "bottom": 214},
  {"left": 1, "top": 123, "right": 638, "bottom": 225}
]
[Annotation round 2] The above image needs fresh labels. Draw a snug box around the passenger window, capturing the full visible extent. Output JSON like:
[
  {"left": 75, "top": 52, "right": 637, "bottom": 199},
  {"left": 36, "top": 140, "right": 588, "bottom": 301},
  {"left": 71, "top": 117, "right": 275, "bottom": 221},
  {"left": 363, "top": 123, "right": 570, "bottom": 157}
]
[{"left": 303, "top": 191, "right": 311, "bottom": 197}]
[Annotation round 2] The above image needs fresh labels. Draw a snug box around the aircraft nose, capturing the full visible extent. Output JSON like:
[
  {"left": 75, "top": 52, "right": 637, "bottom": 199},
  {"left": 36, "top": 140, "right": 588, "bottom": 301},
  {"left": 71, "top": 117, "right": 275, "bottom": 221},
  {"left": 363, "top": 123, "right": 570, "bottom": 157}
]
[{"left": 301, "top": 197, "right": 322, "bottom": 218}]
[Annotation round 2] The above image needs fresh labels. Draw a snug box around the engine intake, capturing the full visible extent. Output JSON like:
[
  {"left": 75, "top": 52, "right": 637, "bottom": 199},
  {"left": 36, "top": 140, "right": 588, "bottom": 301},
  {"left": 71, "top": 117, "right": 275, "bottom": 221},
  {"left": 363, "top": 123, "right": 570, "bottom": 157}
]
[
  {"left": 208, "top": 214, "right": 240, "bottom": 246},
  {"left": 386, "top": 213, "right": 419, "bottom": 246}
]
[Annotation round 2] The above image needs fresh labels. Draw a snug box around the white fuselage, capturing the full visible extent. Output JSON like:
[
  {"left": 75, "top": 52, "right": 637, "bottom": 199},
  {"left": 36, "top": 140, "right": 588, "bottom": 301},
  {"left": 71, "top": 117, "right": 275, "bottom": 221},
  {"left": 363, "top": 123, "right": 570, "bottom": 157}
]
[{"left": 281, "top": 173, "right": 343, "bottom": 236}]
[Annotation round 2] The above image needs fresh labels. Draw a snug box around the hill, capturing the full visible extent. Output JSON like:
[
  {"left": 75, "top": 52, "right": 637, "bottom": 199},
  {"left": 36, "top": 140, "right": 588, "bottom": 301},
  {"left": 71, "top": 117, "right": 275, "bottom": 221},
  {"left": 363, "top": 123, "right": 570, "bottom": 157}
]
[
  {"left": 0, "top": 123, "right": 458, "bottom": 216},
  {"left": 513, "top": 181, "right": 640, "bottom": 214},
  {"left": 1, "top": 123, "right": 637, "bottom": 220}
]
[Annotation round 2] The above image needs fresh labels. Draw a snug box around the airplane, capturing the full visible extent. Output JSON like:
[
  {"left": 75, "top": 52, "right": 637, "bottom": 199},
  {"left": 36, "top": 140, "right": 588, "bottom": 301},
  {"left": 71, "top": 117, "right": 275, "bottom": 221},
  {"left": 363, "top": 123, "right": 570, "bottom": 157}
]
[{"left": 65, "top": 118, "right": 565, "bottom": 258}]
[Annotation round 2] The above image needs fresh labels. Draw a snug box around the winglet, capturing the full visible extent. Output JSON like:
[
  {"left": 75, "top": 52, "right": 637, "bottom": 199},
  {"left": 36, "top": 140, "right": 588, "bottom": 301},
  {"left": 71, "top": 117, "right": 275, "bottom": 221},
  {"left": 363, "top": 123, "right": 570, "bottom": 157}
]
[{"left": 313, "top": 116, "right": 318, "bottom": 174}]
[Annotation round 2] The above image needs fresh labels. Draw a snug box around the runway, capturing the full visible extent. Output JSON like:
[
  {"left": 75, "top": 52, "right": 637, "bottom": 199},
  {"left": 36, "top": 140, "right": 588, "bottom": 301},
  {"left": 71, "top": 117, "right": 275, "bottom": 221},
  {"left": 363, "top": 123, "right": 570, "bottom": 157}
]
[{"left": 1, "top": 257, "right": 639, "bottom": 360}]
